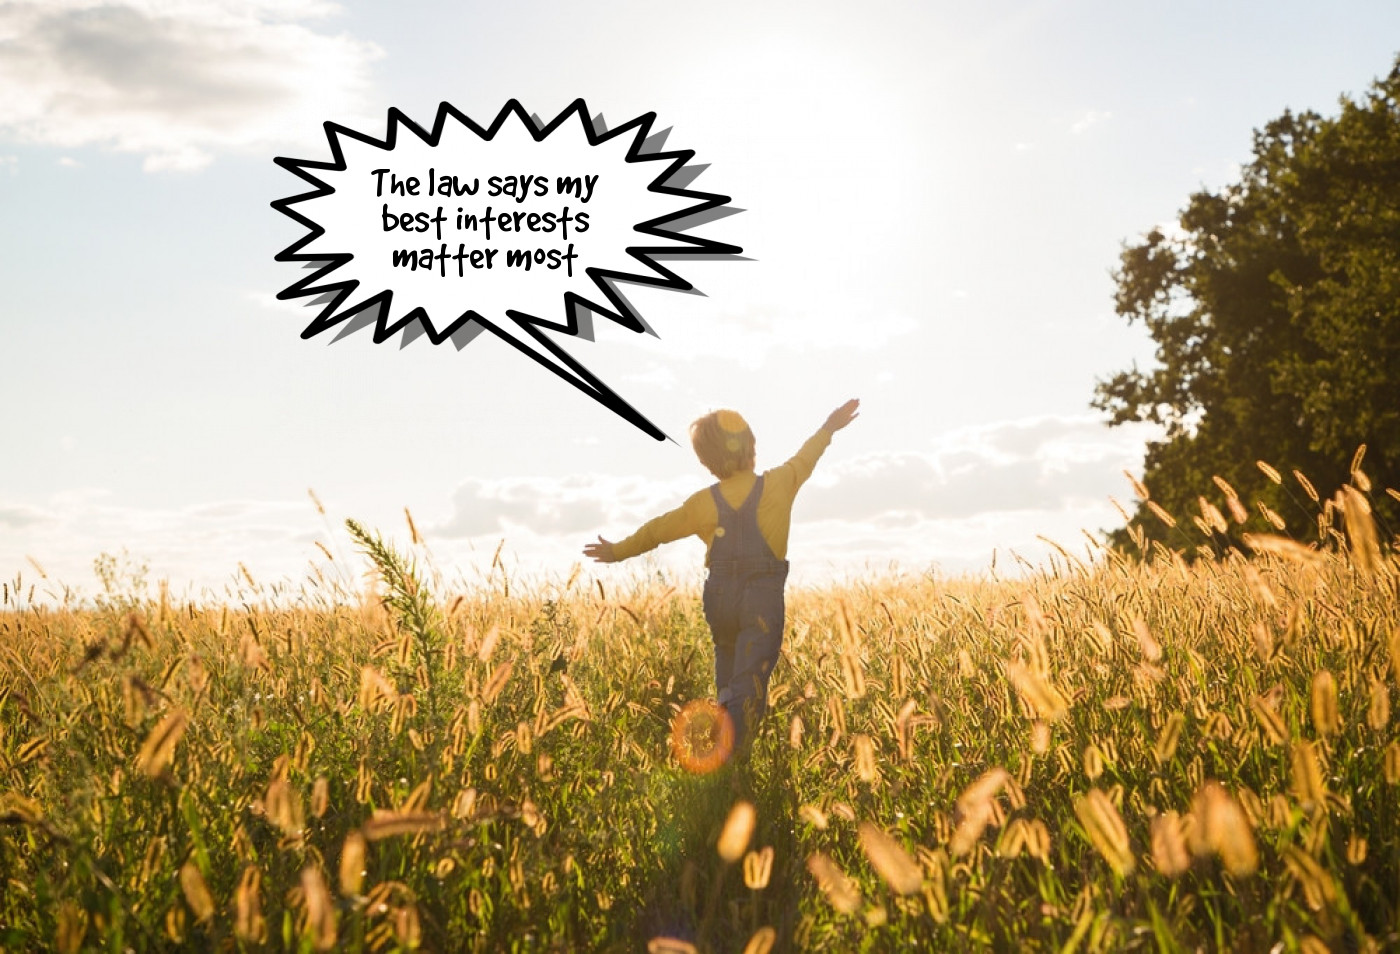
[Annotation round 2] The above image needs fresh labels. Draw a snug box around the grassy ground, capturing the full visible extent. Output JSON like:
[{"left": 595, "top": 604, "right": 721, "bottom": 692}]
[{"left": 2, "top": 510, "right": 1398, "bottom": 952}]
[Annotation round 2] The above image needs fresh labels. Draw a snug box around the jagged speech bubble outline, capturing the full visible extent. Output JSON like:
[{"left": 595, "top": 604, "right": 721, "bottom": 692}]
[{"left": 271, "top": 100, "right": 744, "bottom": 440}]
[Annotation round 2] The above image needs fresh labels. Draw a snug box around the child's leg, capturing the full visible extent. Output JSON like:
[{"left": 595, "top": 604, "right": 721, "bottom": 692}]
[
  {"left": 725, "top": 575, "right": 786, "bottom": 748},
  {"left": 702, "top": 575, "right": 741, "bottom": 718}
]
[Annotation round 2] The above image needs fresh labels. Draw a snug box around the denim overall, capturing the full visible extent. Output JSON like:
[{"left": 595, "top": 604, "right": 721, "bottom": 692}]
[{"left": 702, "top": 474, "right": 790, "bottom": 749}]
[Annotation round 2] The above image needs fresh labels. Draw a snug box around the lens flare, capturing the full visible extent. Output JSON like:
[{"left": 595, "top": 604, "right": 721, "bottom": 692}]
[{"left": 670, "top": 700, "right": 735, "bottom": 774}]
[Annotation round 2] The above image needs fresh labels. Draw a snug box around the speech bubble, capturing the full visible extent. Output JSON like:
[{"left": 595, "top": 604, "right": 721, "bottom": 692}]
[{"left": 271, "top": 100, "right": 743, "bottom": 440}]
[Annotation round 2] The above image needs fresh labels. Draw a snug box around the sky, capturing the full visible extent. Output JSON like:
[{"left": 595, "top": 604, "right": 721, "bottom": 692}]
[{"left": 2, "top": 0, "right": 1398, "bottom": 602}]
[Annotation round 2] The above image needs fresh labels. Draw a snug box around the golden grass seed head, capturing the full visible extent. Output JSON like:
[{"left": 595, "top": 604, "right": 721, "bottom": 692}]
[
  {"left": 1199, "top": 497, "right": 1229, "bottom": 534},
  {"left": 477, "top": 624, "right": 501, "bottom": 663},
  {"left": 1347, "top": 833, "right": 1367, "bottom": 865},
  {"left": 1150, "top": 811, "right": 1190, "bottom": 877},
  {"left": 136, "top": 708, "right": 188, "bottom": 778},
  {"left": 998, "top": 819, "right": 1028, "bottom": 858},
  {"left": 1251, "top": 695, "right": 1288, "bottom": 745},
  {"left": 853, "top": 734, "right": 878, "bottom": 782},
  {"left": 165, "top": 906, "right": 187, "bottom": 943},
  {"left": 807, "top": 852, "right": 861, "bottom": 915},
  {"left": 362, "top": 810, "right": 444, "bottom": 841},
  {"left": 1281, "top": 846, "right": 1337, "bottom": 911},
  {"left": 1383, "top": 743, "right": 1400, "bottom": 785},
  {"left": 717, "top": 801, "right": 756, "bottom": 862},
  {"left": 392, "top": 905, "right": 422, "bottom": 949},
  {"left": 400, "top": 778, "right": 432, "bottom": 813},
  {"left": 1083, "top": 744, "right": 1105, "bottom": 781},
  {"left": 55, "top": 900, "right": 87, "bottom": 954},
  {"left": 1132, "top": 616, "right": 1163, "bottom": 663},
  {"left": 339, "top": 832, "right": 366, "bottom": 896},
  {"left": 857, "top": 821, "right": 923, "bottom": 895},
  {"left": 178, "top": 860, "right": 215, "bottom": 923},
  {"left": 138, "top": 835, "right": 167, "bottom": 890},
  {"left": 1023, "top": 819, "right": 1051, "bottom": 860},
  {"left": 1242, "top": 534, "right": 1322, "bottom": 565},
  {"left": 1006, "top": 661, "right": 1069, "bottom": 722},
  {"left": 742, "top": 926, "right": 777, "bottom": 954},
  {"left": 958, "top": 768, "right": 1010, "bottom": 814},
  {"left": 1242, "top": 566, "right": 1277, "bottom": 608},
  {"left": 1257, "top": 460, "right": 1283, "bottom": 484},
  {"left": 1256, "top": 501, "right": 1287, "bottom": 530},
  {"left": 1350, "top": 444, "right": 1367, "bottom": 474},
  {"left": 1190, "top": 783, "right": 1258, "bottom": 877},
  {"left": 1154, "top": 712, "right": 1184, "bottom": 764},
  {"left": 264, "top": 777, "right": 304, "bottom": 837},
  {"left": 743, "top": 846, "right": 774, "bottom": 890},
  {"left": 1310, "top": 670, "right": 1341, "bottom": 736},
  {"left": 234, "top": 866, "right": 266, "bottom": 943},
  {"left": 840, "top": 651, "right": 867, "bottom": 699},
  {"left": 1291, "top": 741, "right": 1327, "bottom": 808},
  {"left": 1031, "top": 721, "right": 1051, "bottom": 754},
  {"left": 300, "top": 866, "right": 338, "bottom": 951},
  {"left": 1389, "top": 627, "right": 1400, "bottom": 687},
  {"left": 1369, "top": 681, "right": 1390, "bottom": 731},
  {"left": 1339, "top": 486, "right": 1382, "bottom": 578},
  {"left": 1073, "top": 789, "right": 1134, "bottom": 875},
  {"left": 1125, "top": 470, "right": 1150, "bottom": 500},
  {"left": 1293, "top": 470, "right": 1320, "bottom": 503},
  {"left": 950, "top": 804, "right": 993, "bottom": 858},
  {"left": 1146, "top": 501, "right": 1177, "bottom": 529},
  {"left": 789, "top": 714, "right": 804, "bottom": 749},
  {"left": 1248, "top": 621, "right": 1275, "bottom": 665}
]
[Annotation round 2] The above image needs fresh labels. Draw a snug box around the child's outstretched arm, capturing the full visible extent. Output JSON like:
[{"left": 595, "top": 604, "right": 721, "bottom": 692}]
[
  {"left": 582, "top": 536, "right": 618, "bottom": 563},
  {"left": 582, "top": 494, "right": 707, "bottom": 564},
  {"left": 822, "top": 398, "right": 860, "bottom": 435},
  {"left": 769, "top": 398, "right": 861, "bottom": 489}
]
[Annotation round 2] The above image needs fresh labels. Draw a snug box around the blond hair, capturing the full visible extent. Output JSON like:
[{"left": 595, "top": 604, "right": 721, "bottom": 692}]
[{"left": 690, "top": 409, "right": 755, "bottom": 479}]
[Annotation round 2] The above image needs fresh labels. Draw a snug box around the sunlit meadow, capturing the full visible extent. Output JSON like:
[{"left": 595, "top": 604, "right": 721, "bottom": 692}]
[{"left": 2, "top": 466, "right": 1398, "bottom": 952}]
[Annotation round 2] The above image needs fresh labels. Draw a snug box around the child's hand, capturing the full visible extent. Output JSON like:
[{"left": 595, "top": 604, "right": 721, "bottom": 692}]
[
  {"left": 583, "top": 536, "right": 618, "bottom": 563},
  {"left": 823, "top": 398, "right": 860, "bottom": 434}
]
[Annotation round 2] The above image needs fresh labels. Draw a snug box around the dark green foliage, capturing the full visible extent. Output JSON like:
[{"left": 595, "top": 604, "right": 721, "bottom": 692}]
[{"left": 1095, "top": 58, "right": 1400, "bottom": 553}]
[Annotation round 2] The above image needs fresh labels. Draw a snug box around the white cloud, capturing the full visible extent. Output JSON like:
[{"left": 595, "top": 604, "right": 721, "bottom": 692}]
[
  {"left": 622, "top": 364, "right": 678, "bottom": 390},
  {"left": 643, "top": 300, "right": 919, "bottom": 370},
  {"left": 0, "top": 155, "right": 17, "bottom": 173},
  {"left": 1071, "top": 109, "right": 1112, "bottom": 134},
  {"left": 0, "top": 502, "right": 51, "bottom": 529},
  {"left": 433, "top": 473, "right": 697, "bottom": 540},
  {"left": 57, "top": 156, "right": 82, "bottom": 167},
  {"left": 0, "top": 490, "right": 328, "bottom": 600},
  {"left": 799, "top": 414, "right": 1157, "bottom": 523},
  {"left": 0, "top": 0, "right": 382, "bottom": 171},
  {"left": 426, "top": 414, "right": 1159, "bottom": 582},
  {"left": 1, "top": 416, "right": 1162, "bottom": 598}
]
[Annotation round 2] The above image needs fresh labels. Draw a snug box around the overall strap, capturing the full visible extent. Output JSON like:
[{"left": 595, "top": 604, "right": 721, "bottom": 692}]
[
  {"left": 709, "top": 474, "right": 764, "bottom": 514},
  {"left": 739, "top": 474, "right": 765, "bottom": 516}
]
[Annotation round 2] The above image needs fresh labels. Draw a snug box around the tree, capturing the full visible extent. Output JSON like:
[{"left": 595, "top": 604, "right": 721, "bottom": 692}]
[{"left": 1095, "top": 58, "right": 1400, "bottom": 556}]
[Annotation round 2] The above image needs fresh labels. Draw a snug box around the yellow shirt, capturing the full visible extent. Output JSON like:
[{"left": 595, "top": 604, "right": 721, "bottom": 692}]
[{"left": 612, "top": 427, "right": 834, "bottom": 564}]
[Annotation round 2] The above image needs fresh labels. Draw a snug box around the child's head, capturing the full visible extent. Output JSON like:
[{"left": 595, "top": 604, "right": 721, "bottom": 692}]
[{"left": 690, "top": 409, "right": 755, "bottom": 479}]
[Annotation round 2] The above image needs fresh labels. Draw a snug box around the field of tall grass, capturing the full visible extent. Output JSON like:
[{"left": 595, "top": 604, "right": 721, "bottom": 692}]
[{"left": 1, "top": 476, "right": 1398, "bottom": 952}]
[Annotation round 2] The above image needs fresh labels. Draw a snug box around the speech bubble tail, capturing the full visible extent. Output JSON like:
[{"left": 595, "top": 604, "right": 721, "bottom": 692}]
[{"left": 479, "top": 311, "right": 669, "bottom": 441}]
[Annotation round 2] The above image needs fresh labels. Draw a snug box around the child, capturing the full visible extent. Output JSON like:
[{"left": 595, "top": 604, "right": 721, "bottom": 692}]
[{"left": 583, "top": 399, "right": 860, "bottom": 753}]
